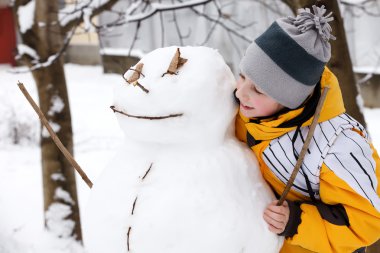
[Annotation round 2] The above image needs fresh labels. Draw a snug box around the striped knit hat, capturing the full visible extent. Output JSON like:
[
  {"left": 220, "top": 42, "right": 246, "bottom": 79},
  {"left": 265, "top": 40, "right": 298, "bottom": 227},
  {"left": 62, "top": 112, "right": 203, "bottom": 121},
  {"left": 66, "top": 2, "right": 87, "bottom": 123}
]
[{"left": 239, "top": 5, "right": 336, "bottom": 109}]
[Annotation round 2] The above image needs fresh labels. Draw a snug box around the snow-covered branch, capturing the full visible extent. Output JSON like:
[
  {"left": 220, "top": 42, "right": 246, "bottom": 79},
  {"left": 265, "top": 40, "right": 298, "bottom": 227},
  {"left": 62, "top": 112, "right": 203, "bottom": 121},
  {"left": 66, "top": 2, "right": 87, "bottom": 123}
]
[
  {"left": 125, "top": 0, "right": 213, "bottom": 22},
  {"left": 11, "top": 25, "right": 77, "bottom": 73},
  {"left": 60, "top": 0, "right": 119, "bottom": 33},
  {"left": 97, "top": 0, "right": 255, "bottom": 58},
  {"left": 17, "top": 0, "right": 35, "bottom": 34}
]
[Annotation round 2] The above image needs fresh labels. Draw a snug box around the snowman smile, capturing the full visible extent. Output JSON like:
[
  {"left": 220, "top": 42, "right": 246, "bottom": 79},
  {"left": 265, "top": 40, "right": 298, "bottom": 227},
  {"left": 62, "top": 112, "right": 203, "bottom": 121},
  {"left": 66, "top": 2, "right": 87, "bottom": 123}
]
[{"left": 110, "top": 106, "right": 183, "bottom": 120}]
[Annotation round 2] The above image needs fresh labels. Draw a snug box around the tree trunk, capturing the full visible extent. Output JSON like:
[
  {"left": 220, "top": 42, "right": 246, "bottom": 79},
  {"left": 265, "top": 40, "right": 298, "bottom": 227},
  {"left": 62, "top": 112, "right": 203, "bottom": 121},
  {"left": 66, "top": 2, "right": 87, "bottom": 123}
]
[
  {"left": 14, "top": 0, "right": 82, "bottom": 241},
  {"left": 367, "top": 240, "right": 380, "bottom": 253},
  {"left": 282, "top": 0, "right": 366, "bottom": 127},
  {"left": 32, "top": 60, "right": 82, "bottom": 240}
]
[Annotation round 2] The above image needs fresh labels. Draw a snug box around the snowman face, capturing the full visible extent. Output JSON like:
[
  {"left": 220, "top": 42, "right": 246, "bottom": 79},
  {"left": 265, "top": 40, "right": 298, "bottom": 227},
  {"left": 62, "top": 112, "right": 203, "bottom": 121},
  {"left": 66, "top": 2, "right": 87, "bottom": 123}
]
[{"left": 111, "top": 46, "right": 237, "bottom": 145}]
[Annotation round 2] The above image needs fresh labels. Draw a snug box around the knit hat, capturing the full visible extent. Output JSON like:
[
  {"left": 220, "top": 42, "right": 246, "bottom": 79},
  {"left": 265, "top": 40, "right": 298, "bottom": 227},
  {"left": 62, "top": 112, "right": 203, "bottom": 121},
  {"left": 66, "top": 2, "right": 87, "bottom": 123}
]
[{"left": 239, "top": 5, "right": 336, "bottom": 109}]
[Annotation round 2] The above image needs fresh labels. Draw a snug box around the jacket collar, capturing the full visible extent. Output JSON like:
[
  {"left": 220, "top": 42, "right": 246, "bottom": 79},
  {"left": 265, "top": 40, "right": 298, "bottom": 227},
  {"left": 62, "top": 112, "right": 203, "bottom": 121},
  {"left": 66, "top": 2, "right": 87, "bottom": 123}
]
[{"left": 239, "top": 67, "right": 346, "bottom": 142}]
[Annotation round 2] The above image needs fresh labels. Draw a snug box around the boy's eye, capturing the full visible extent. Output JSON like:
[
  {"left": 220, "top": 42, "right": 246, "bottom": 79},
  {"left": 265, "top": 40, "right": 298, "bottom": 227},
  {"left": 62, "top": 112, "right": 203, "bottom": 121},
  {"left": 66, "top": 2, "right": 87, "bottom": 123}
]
[
  {"left": 239, "top": 73, "right": 245, "bottom": 80},
  {"left": 252, "top": 85, "right": 263, "bottom": 95}
]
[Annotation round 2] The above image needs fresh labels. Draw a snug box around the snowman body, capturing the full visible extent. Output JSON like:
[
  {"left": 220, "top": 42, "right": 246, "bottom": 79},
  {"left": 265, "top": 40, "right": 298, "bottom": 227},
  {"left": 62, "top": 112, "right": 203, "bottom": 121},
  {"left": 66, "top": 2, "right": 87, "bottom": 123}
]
[{"left": 84, "top": 46, "right": 283, "bottom": 253}]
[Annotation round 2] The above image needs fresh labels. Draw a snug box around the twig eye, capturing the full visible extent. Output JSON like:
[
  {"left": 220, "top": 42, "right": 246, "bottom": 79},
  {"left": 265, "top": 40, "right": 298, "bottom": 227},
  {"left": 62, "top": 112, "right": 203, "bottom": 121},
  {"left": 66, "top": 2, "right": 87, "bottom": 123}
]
[
  {"left": 124, "top": 62, "right": 144, "bottom": 84},
  {"left": 122, "top": 63, "right": 149, "bottom": 93},
  {"left": 162, "top": 48, "right": 188, "bottom": 77}
]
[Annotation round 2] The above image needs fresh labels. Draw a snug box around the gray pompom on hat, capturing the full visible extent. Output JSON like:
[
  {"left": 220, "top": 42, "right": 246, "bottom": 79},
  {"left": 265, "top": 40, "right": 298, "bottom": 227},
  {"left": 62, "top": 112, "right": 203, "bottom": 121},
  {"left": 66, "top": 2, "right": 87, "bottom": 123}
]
[{"left": 239, "top": 5, "right": 336, "bottom": 109}]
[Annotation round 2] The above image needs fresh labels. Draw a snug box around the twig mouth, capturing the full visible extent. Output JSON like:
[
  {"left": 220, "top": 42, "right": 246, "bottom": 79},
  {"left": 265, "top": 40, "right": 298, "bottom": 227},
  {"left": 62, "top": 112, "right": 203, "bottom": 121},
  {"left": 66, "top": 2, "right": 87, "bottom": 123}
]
[{"left": 110, "top": 106, "right": 183, "bottom": 120}]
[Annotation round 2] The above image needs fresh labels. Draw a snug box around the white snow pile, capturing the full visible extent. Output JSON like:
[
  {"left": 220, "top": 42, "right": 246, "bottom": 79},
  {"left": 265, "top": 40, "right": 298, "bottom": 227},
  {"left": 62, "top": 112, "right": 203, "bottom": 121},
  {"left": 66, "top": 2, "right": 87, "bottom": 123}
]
[
  {"left": 83, "top": 46, "right": 283, "bottom": 253},
  {"left": 17, "top": 0, "right": 36, "bottom": 34},
  {"left": 16, "top": 44, "right": 39, "bottom": 63},
  {"left": 0, "top": 70, "right": 39, "bottom": 146}
]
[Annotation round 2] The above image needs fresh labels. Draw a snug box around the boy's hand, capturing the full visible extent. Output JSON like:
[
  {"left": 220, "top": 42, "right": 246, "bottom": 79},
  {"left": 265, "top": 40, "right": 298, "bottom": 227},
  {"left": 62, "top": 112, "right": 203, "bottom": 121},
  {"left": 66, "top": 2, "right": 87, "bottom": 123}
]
[{"left": 263, "top": 200, "right": 290, "bottom": 234}]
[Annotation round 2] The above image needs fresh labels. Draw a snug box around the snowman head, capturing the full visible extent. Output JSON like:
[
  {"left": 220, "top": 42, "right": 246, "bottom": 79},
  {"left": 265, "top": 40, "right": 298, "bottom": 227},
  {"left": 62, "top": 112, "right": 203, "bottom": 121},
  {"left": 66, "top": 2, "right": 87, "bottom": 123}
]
[{"left": 112, "top": 46, "right": 237, "bottom": 145}]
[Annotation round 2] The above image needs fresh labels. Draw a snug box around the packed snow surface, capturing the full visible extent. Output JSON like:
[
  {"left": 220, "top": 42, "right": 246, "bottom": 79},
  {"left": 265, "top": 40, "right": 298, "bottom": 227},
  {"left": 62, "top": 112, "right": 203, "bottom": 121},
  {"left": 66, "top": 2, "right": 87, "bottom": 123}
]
[{"left": 83, "top": 46, "right": 283, "bottom": 253}]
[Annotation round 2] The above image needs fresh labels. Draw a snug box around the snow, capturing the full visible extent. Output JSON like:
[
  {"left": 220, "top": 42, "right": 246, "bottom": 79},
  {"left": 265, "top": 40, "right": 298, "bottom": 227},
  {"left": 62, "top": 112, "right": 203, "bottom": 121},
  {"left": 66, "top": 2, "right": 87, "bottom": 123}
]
[
  {"left": 45, "top": 203, "right": 75, "bottom": 238},
  {"left": 84, "top": 46, "right": 283, "bottom": 253},
  {"left": 1, "top": 61, "right": 380, "bottom": 252},
  {"left": 125, "top": 0, "right": 212, "bottom": 22},
  {"left": 17, "top": 44, "right": 39, "bottom": 62},
  {"left": 354, "top": 65, "right": 380, "bottom": 75},
  {"left": 42, "top": 121, "right": 61, "bottom": 137},
  {"left": 59, "top": 0, "right": 110, "bottom": 27},
  {"left": 48, "top": 95, "right": 65, "bottom": 116},
  {"left": 17, "top": 0, "right": 35, "bottom": 33},
  {"left": 83, "top": 8, "right": 94, "bottom": 31},
  {"left": 364, "top": 109, "right": 380, "bottom": 148},
  {"left": 356, "top": 93, "right": 365, "bottom": 114},
  {"left": 51, "top": 173, "right": 66, "bottom": 182},
  {"left": 0, "top": 63, "right": 122, "bottom": 252},
  {"left": 54, "top": 187, "right": 75, "bottom": 205},
  {"left": 125, "top": 0, "right": 210, "bottom": 22}
]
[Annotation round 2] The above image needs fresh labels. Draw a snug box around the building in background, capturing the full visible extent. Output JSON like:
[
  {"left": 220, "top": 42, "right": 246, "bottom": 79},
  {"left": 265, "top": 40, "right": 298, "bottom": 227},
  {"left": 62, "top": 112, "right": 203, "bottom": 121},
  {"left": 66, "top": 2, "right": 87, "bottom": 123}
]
[{"left": 0, "top": 0, "right": 16, "bottom": 66}]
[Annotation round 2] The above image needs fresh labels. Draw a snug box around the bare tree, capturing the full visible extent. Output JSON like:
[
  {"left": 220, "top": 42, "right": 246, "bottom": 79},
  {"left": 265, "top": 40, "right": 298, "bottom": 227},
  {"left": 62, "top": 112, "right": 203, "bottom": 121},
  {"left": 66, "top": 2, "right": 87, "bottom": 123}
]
[
  {"left": 13, "top": 0, "right": 118, "bottom": 241},
  {"left": 94, "top": 0, "right": 258, "bottom": 63}
]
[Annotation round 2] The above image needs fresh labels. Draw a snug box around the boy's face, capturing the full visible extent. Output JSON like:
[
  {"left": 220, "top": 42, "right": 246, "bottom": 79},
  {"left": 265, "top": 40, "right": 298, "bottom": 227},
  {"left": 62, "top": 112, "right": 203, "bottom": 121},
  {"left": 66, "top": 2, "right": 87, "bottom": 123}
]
[{"left": 236, "top": 73, "right": 285, "bottom": 118}]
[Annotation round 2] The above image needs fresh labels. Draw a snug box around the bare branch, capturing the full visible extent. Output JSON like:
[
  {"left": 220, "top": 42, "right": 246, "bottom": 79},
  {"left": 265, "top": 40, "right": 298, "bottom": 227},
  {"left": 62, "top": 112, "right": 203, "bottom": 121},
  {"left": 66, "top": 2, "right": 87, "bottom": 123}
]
[
  {"left": 189, "top": 6, "right": 253, "bottom": 43},
  {"left": 128, "top": 21, "right": 142, "bottom": 56},
  {"left": 200, "top": 15, "right": 220, "bottom": 45},
  {"left": 11, "top": 20, "right": 79, "bottom": 73},
  {"left": 172, "top": 10, "right": 185, "bottom": 45},
  {"left": 125, "top": 0, "right": 214, "bottom": 22},
  {"left": 11, "top": 22, "right": 79, "bottom": 73},
  {"left": 61, "top": 0, "right": 120, "bottom": 33},
  {"left": 159, "top": 0, "right": 166, "bottom": 47}
]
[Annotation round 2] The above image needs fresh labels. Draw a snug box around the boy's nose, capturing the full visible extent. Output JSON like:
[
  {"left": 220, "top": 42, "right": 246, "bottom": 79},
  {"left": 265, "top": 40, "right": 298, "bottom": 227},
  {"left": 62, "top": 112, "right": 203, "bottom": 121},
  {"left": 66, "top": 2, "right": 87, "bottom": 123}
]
[{"left": 235, "top": 85, "right": 247, "bottom": 103}]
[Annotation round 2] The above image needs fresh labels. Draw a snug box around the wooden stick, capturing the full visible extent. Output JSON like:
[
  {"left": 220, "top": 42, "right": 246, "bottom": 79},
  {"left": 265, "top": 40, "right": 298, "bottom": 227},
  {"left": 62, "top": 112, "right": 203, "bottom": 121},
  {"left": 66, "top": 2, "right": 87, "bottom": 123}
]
[
  {"left": 277, "top": 87, "right": 330, "bottom": 206},
  {"left": 17, "top": 81, "right": 93, "bottom": 189}
]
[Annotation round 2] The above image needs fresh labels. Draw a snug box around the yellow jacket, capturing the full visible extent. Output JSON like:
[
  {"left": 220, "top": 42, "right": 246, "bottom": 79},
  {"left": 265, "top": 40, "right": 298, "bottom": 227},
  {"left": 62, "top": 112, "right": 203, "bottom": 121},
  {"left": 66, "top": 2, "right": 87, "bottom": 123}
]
[{"left": 236, "top": 67, "right": 380, "bottom": 253}]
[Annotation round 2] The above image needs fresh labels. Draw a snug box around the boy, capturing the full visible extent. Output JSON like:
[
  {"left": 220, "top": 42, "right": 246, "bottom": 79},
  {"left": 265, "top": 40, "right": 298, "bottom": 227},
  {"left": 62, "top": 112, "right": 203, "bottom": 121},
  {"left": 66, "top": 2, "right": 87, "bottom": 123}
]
[{"left": 235, "top": 5, "right": 380, "bottom": 253}]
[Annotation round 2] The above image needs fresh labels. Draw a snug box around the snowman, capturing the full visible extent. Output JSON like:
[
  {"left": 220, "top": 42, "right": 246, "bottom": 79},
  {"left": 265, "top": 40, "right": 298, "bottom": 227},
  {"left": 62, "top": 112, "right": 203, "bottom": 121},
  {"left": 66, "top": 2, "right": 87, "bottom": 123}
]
[{"left": 83, "top": 46, "right": 283, "bottom": 253}]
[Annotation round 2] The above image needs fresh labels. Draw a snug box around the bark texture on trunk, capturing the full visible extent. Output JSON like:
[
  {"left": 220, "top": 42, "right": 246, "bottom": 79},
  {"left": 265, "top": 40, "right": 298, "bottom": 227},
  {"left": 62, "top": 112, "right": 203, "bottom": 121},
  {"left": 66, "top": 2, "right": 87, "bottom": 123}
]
[{"left": 15, "top": 0, "right": 82, "bottom": 240}]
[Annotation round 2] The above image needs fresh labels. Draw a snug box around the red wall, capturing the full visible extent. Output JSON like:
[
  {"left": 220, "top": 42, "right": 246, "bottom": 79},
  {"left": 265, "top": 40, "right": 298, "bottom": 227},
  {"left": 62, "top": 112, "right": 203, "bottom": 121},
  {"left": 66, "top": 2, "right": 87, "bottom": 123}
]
[{"left": 0, "top": 7, "right": 17, "bottom": 66}]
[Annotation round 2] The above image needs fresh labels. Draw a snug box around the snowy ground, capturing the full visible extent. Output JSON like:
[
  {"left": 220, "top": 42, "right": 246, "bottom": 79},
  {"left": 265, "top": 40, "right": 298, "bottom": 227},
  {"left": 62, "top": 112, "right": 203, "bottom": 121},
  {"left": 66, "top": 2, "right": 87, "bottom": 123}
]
[
  {"left": 0, "top": 64, "right": 379, "bottom": 252},
  {"left": 0, "top": 64, "right": 122, "bottom": 253}
]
